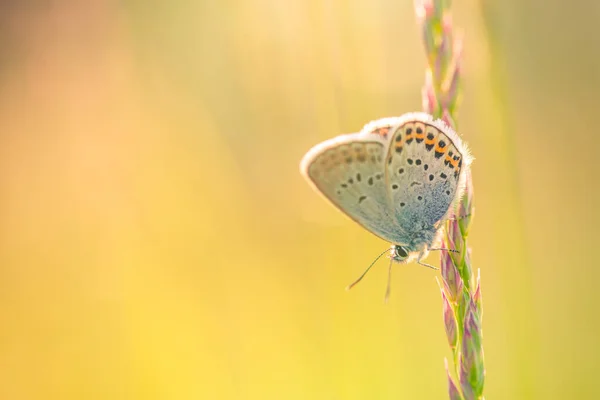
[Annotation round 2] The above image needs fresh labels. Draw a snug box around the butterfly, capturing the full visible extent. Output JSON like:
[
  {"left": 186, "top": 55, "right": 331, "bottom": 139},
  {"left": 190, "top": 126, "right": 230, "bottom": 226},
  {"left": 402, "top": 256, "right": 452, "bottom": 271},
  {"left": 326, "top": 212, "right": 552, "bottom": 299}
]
[{"left": 300, "top": 112, "right": 472, "bottom": 297}]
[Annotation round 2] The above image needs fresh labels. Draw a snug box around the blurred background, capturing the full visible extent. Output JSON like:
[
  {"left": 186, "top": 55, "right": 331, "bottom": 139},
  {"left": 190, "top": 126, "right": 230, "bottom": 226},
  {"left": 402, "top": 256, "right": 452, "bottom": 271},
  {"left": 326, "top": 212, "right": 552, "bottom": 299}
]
[{"left": 0, "top": 0, "right": 599, "bottom": 399}]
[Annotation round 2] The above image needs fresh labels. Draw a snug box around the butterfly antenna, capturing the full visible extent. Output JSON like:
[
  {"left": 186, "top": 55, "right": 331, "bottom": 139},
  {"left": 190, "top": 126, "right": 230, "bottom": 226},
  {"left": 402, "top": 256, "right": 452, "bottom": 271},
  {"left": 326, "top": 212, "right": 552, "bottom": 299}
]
[
  {"left": 346, "top": 248, "right": 390, "bottom": 291},
  {"left": 384, "top": 258, "right": 393, "bottom": 303}
]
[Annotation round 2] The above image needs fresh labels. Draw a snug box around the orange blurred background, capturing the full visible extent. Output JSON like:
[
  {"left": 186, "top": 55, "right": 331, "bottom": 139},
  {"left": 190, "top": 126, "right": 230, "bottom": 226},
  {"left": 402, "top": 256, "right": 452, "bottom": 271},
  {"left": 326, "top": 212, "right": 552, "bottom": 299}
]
[{"left": 0, "top": 1, "right": 599, "bottom": 399}]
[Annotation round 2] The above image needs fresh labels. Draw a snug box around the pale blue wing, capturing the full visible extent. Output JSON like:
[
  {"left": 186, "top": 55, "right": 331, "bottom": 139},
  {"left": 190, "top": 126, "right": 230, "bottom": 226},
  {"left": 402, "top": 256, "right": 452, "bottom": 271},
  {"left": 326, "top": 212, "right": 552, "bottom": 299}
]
[{"left": 384, "top": 117, "right": 469, "bottom": 239}]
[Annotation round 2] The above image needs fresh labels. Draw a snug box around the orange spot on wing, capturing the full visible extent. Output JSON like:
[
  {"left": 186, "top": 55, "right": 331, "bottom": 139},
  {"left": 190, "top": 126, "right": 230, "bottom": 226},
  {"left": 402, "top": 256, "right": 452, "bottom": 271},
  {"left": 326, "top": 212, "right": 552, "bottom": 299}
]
[
  {"left": 445, "top": 156, "right": 458, "bottom": 169},
  {"left": 414, "top": 123, "right": 426, "bottom": 140}
]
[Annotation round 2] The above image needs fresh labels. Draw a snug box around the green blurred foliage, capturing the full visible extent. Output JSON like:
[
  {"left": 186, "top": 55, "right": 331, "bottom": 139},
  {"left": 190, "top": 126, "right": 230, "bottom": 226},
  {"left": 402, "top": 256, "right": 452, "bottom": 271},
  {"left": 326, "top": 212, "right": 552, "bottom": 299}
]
[{"left": 0, "top": 1, "right": 598, "bottom": 399}]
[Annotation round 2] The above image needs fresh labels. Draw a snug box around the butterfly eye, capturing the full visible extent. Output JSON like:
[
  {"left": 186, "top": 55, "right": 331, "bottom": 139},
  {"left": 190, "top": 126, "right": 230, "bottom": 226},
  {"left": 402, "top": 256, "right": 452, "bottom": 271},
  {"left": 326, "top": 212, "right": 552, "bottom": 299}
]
[{"left": 394, "top": 245, "right": 409, "bottom": 259}]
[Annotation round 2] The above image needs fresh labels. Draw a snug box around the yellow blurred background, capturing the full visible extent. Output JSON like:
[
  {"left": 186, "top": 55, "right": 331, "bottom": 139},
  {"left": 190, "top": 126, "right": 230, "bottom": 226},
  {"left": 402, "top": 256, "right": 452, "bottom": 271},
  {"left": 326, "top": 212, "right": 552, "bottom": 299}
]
[{"left": 0, "top": 1, "right": 599, "bottom": 399}]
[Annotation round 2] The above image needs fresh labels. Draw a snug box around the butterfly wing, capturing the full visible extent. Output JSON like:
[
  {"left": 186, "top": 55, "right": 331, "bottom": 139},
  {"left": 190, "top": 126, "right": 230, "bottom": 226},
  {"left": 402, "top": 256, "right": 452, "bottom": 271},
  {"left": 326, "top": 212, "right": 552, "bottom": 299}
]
[
  {"left": 300, "top": 132, "right": 404, "bottom": 243},
  {"left": 384, "top": 113, "right": 472, "bottom": 233}
]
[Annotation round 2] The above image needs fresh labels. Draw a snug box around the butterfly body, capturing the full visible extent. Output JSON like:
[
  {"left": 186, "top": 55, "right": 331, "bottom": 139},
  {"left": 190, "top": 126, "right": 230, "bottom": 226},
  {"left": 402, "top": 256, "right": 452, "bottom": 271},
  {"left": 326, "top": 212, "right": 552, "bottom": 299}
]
[{"left": 300, "top": 112, "right": 472, "bottom": 265}]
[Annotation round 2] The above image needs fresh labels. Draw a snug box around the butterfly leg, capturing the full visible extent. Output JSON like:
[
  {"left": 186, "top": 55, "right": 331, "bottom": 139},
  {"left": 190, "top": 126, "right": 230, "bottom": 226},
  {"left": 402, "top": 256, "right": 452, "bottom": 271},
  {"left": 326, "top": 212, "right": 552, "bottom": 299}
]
[
  {"left": 416, "top": 252, "right": 439, "bottom": 270},
  {"left": 417, "top": 261, "right": 438, "bottom": 270}
]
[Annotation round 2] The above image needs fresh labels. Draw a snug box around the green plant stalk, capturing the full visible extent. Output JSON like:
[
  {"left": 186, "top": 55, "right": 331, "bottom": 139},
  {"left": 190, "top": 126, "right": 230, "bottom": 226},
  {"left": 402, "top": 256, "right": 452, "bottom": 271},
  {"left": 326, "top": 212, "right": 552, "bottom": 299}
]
[{"left": 414, "top": 1, "right": 485, "bottom": 399}]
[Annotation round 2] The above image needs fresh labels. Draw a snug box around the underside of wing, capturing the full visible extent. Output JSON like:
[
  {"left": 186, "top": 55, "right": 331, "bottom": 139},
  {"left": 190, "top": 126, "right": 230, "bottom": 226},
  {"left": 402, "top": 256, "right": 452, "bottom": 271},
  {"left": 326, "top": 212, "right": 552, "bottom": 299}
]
[
  {"left": 384, "top": 114, "right": 472, "bottom": 233},
  {"left": 300, "top": 133, "right": 402, "bottom": 243}
]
